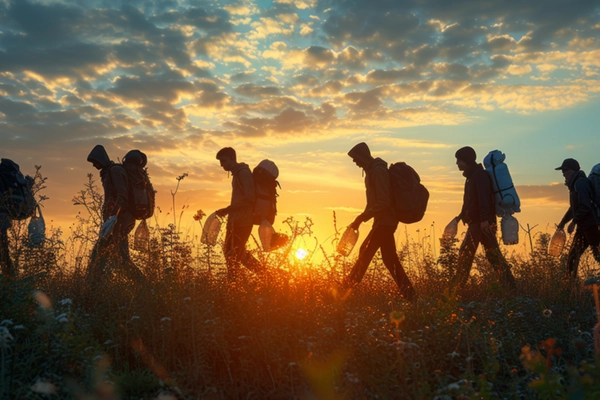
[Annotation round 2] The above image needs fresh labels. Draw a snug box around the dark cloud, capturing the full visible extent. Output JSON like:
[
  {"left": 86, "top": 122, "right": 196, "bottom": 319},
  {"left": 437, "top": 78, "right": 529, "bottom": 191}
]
[
  {"left": 234, "top": 84, "right": 281, "bottom": 98},
  {"left": 109, "top": 73, "right": 195, "bottom": 103}
]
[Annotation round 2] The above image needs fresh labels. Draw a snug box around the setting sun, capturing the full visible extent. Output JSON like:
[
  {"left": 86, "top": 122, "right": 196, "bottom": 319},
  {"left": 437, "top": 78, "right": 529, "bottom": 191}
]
[{"left": 295, "top": 248, "right": 308, "bottom": 261}]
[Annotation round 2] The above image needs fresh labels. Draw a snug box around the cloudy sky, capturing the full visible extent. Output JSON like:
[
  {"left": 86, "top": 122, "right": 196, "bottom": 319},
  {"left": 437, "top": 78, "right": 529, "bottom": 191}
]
[{"left": 2, "top": 0, "right": 600, "bottom": 253}]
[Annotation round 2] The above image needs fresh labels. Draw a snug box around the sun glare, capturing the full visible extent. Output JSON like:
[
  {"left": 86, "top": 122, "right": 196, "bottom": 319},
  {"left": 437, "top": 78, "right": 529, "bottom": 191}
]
[{"left": 295, "top": 248, "right": 308, "bottom": 260}]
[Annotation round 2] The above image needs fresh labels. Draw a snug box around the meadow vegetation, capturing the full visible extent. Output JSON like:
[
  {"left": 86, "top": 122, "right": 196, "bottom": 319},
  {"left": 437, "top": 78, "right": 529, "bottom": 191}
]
[{"left": 2, "top": 173, "right": 600, "bottom": 399}]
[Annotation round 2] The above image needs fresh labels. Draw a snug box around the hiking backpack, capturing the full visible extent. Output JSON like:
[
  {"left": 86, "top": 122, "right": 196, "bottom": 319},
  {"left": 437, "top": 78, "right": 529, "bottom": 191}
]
[
  {"left": 252, "top": 159, "right": 279, "bottom": 225},
  {"left": 589, "top": 163, "right": 600, "bottom": 217},
  {"left": 388, "top": 162, "right": 429, "bottom": 224},
  {"left": 122, "top": 150, "right": 155, "bottom": 220},
  {"left": 483, "top": 150, "right": 521, "bottom": 217},
  {"left": 0, "top": 158, "right": 36, "bottom": 220}
]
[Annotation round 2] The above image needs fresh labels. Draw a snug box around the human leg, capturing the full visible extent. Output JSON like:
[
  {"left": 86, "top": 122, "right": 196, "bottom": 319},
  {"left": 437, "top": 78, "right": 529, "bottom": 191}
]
[
  {"left": 566, "top": 230, "right": 588, "bottom": 281},
  {"left": 481, "top": 230, "right": 517, "bottom": 291},
  {"left": 379, "top": 225, "right": 415, "bottom": 299},
  {"left": 452, "top": 224, "right": 480, "bottom": 289},
  {"left": 114, "top": 215, "right": 145, "bottom": 283},
  {"left": 224, "top": 223, "right": 254, "bottom": 279},
  {"left": 344, "top": 227, "right": 380, "bottom": 287},
  {"left": 0, "top": 227, "right": 14, "bottom": 278}
]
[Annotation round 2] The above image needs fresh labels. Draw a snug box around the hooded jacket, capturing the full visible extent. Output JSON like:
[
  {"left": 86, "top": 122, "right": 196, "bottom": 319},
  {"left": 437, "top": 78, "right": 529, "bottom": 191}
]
[
  {"left": 225, "top": 162, "right": 255, "bottom": 227},
  {"left": 559, "top": 170, "right": 598, "bottom": 229},
  {"left": 457, "top": 163, "right": 496, "bottom": 225},
  {"left": 357, "top": 157, "right": 397, "bottom": 227},
  {"left": 87, "top": 145, "right": 129, "bottom": 221}
]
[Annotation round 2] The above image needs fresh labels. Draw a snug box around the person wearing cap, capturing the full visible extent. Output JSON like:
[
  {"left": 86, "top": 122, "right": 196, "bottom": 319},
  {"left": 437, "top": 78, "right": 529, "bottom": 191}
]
[
  {"left": 447, "top": 146, "right": 517, "bottom": 293},
  {"left": 343, "top": 142, "right": 416, "bottom": 301},
  {"left": 554, "top": 158, "right": 600, "bottom": 281},
  {"left": 86, "top": 145, "right": 145, "bottom": 288},
  {"left": 215, "top": 147, "right": 262, "bottom": 279}
]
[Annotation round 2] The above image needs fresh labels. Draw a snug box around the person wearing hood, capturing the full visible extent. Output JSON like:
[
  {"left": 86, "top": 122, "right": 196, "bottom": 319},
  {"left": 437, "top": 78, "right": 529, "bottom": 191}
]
[
  {"left": 343, "top": 142, "right": 416, "bottom": 301},
  {"left": 447, "top": 146, "right": 516, "bottom": 292},
  {"left": 555, "top": 158, "right": 600, "bottom": 281},
  {"left": 215, "top": 147, "right": 262, "bottom": 280},
  {"left": 86, "top": 144, "right": 145, "bottom": 286}
]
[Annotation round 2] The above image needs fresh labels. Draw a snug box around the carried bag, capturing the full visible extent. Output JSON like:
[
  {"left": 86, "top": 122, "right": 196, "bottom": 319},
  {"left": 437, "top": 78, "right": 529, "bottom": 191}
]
[
  {"left": 483, "top": 150, "right": 521, "bottom": 217},
  {"left": 27, "top": 205, "right": 45, "bottom": 248},
  {"left": 133, "top": 219, "right": 150, "bottom": 251},
  {"left": 252, "top": 160, "right": 279, "bottom": 225},
  {"left": 0, "top": 158, "right": 36, "bottom": 221},
  {"left": 201, "top": 212, "right": 222, "bottom": 246},
  {"left": 588, "top": 163, "right": 600, "bottom": 217},
  {"left": 388, "top": 162, "right": 429, "bottom": 224},
  {"left": 122, "top": 150, "right": 155, "bottom": 220},
  {"left": 337, "top": 226, "right": 359, "bottom": 256},
  {"left": 100, "top": 215, "right": 118, "bottom": 240}
]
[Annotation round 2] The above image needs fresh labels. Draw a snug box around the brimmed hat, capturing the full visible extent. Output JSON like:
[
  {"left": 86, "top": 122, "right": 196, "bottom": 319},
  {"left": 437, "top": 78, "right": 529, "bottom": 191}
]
[{"left": 554, "top": 158, "right": 580, "bottom": 172}]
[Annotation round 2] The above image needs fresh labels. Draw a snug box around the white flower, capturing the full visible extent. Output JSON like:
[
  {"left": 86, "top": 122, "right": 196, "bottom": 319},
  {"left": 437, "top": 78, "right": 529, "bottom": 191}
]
[
  {"left": 161, "top": 317, "right": 171, "bottom": 322},
  {"left": 448, "top": 351, "right": 460, "bottom": 358},
  {"left": 58, "top": 317, "right": 68, "bottom": 323},
  {"left": 60, "top": 298, "right": 72, "bottom": 305},
  {"left": 54, "top": 313, "right": 67, "bottom": 321},
  {"left": 31, "top": 381, "right": 57, "bottom": 394}
]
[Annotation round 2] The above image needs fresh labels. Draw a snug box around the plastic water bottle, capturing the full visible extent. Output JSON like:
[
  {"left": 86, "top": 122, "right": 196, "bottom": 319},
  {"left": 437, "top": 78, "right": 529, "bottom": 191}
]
[
  {"left": 501, "top": 215, "right": 519, "bottom": 245},
  {"left": 337, "top": 226, "right": 359, "bottom": 256},
  {"left": 443, "top": 218, "right": 458, "bottom": 238},
  {"left": 259, "top": 219, "right": 275, "bottom": 252},
  {"left": 201, "top": 212, "right": 222, "bottom": 246},
  {"left": 548, "top": 229, "right": 566, "bottom": 257}
]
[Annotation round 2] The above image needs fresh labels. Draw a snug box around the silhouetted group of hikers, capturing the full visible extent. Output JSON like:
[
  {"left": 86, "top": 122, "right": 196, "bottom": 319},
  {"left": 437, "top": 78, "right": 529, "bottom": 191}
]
[{"left": 1, "top": 143, "right": 600, "bottom": 301}]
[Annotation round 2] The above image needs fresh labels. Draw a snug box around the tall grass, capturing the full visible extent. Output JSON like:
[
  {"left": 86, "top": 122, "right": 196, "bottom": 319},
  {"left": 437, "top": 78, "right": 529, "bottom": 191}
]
[{"left": 1, "top": 174, "right": 600, "bottom": 399}]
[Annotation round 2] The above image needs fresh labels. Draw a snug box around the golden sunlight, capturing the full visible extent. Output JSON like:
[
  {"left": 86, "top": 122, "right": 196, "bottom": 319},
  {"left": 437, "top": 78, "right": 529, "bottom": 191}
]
[{"left": 295, "top": 248, "right": 308, "bottom": 260}]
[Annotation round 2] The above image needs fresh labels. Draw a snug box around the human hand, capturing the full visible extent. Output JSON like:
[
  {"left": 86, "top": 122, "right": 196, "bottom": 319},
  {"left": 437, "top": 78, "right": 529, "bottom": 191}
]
[
  {"left": 349, "top": 216, "right": 363, "bottom": 231},
  {"left": 215, "top": 208, "right": 228, "bottom": 218}
]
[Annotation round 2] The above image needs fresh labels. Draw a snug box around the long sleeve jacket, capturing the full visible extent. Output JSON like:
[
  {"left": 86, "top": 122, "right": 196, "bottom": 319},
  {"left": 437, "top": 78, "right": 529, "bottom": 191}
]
[
  {"left": 225, "top": 162, "right": 255, "bottom": 227},
  {"left": 457, "top": 163, "right": 496, "bottom": 225},
  {"left": 359, "top": 158, "right": 397, "bottom": 227},
  {"left": 559, "top": 170, "right": 598, "bottom": 230}
]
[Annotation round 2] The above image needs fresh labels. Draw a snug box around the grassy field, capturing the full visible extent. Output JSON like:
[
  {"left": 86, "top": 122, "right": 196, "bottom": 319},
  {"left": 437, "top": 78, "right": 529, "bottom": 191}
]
[{"left": 2, "top": 177, "right": 600, "bottom": 399}]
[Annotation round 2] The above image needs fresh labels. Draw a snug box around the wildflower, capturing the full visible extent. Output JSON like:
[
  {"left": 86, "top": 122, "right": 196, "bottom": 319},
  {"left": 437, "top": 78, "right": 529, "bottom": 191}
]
[
  {"left": 60, "top": 298, "right": 72, "bottom": 305},
  {"left": 543, "top": 309, "right": 552, "bottom": 318},
  {"left": 31, "top": 380, "right": 57, "bottom": 394},
  {"left": 193, "top": 209, "right": 206, "bottom": 221},
  {"left": 161, "top": 317, "right": 172, "bottom": 322},
  {"left": 448, "top": 351, "right": 460, "bottom": 358}
]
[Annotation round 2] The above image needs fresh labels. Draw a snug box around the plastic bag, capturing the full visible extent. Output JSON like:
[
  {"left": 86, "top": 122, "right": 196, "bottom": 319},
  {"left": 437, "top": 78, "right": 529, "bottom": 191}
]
[
  {"left": 443, "top": 218, "right": 458, "bottom": 238},
  {"left": 100, "top": 215, "right": 117, "bottom": 240},
  {"left": 134, "top": 219, "right": 150, "bottom": 251},
  {"left": 259, "top": 219, "right": 275, "bottom": 251},
  {"left": 201, "top": 212, "right": 222, "bottom": 246},
  {"left": 501, "top": 215, "right": 519, "bottom": 245},
  {"left": 548, "top": 229, "right": 566, "bottom": 257},
  {"left": 337, "top": 226, "right": 359, "bottom": 256},
  {"left": 27, "top": 205, "right": 45, "bottom": 248}
]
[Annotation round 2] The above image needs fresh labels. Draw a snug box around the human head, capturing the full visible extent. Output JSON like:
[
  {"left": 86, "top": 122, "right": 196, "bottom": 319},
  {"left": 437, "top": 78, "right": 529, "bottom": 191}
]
[
  {"left": 87, "top": 144, "right": 110, "bottom": 170},
  {"left": 555, "top": 158, "right": 580, "bottom": 183},
  {"left": 347, "top": 142, "right": 372, "bottom": 169},
  {"left": 455, "top": 146, "right": 477, "bottom": 171},
  {"left": 123, "top": 150, "right": 147, "bottom": 167},
  {"left": 216, "top": 147, "right": 237, "bottom": 171}
]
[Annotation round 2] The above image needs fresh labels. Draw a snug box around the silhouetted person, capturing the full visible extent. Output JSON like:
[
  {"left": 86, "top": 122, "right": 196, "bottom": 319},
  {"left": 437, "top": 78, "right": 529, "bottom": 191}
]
[
  {"left": 447, "top": 146, "right": 516, "bottom": 292},
  {"left": 86, "top": 145, "right": 144, "bottom": 287},
  {"left": 342, "top": 142, "right": 415, "bottom": 300},
  {"left": 554, "top": 158, "right": 600, "bottom": 281},
  {"left": 215, "top": 147, "right": 262, "bottom": 280},
  {"left": 0, "top": 211, "right": 11, "bottom": 278}
]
